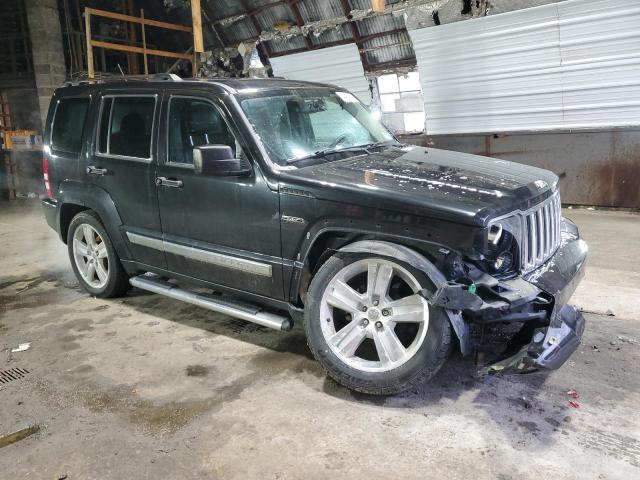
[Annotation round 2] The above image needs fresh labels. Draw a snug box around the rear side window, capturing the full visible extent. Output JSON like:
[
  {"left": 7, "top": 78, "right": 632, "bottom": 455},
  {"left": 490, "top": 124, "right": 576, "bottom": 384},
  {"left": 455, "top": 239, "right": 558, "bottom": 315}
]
[
  {"left": 50, "top": 97, "right": 90, "bottom": 154},
  {"left": 97, "top": 96, "right": 155, "bottom": 159}
]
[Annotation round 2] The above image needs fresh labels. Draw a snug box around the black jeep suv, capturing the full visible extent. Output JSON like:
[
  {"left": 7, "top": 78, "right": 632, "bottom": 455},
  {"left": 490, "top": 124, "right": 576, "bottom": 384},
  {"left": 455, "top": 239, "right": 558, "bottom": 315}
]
[{"left": 42, "top": 75, "right": 587, "bottom": 394}]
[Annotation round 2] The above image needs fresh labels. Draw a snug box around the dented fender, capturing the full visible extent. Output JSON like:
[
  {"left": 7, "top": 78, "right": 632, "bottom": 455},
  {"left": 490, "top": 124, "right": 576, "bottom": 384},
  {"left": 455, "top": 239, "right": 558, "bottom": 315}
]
[{"left": 339, "top": 240, "right": 473, "bottom": 355}]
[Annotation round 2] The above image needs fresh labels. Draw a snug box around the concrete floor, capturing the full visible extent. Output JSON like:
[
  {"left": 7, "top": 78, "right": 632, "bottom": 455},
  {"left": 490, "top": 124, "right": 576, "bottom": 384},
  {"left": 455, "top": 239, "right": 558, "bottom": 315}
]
[{"left": 1, "top": 202, "right": 639, "bottom": 479}]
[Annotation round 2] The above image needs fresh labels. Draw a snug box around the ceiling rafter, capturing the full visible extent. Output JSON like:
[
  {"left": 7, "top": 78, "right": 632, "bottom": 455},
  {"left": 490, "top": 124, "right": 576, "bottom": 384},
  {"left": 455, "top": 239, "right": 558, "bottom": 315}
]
[
  {"left": 339, "top": 0, "right": 370, "bottom": 70},
  {"left": 237, "top": 0, "right": 272, "bottom": 56},
  {"left": 286, "top": 0, "right": 314, "bottom": 51},
  {"left": 211, "top": 0, "right": 422, "bottom": 71}
]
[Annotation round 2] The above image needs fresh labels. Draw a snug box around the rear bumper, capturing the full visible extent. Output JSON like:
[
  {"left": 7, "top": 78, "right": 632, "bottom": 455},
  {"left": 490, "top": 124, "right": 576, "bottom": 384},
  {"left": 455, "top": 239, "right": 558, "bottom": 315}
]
[{"left": 42, "top": 198, "right": 58, "bottom": 233}]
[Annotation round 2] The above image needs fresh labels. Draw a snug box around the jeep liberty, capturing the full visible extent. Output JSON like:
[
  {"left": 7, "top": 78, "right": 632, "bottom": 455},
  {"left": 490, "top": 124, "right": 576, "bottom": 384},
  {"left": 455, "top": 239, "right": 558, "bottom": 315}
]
[{"left": 42, "top": 76, "right": 587, "bottom": 394}]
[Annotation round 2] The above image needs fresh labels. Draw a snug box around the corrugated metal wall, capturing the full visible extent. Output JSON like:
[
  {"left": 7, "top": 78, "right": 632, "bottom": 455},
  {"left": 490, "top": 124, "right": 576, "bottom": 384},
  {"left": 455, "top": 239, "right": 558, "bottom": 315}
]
[
  {"left": 409, "top": 0, "right": 640, "bottom": 135},
  {"left": 269, "top": 44, "right": 372, "bottom": 104}
]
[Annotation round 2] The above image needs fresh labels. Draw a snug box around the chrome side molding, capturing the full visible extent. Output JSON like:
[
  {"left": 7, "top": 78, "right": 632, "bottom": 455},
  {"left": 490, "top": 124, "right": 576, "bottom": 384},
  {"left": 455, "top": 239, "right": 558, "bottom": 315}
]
[{"left": 126, "top": 231, "right": 272, "bottom": 277}]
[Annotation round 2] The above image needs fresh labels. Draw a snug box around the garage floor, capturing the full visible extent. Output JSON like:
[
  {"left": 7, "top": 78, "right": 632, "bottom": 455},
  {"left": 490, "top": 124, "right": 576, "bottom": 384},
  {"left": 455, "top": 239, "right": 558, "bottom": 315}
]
[{"left": 1, "top": 203, "right": 639, "bottom": 479}]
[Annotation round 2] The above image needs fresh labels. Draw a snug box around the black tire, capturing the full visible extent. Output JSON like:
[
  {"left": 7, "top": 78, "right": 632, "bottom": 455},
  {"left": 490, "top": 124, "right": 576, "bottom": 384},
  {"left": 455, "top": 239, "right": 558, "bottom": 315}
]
[
  {"left": 67, "top": 210, "right": 130, "bottom": 298},
  {"left": 304, "top": 252, "right": 452, "bottom": 395}
]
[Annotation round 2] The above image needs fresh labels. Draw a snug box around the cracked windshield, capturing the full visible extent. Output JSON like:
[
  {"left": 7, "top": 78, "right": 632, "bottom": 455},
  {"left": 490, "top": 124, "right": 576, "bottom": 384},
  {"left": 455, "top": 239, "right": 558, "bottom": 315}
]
[{"left": 240, "top": 90, "right": 394, "bottom": 165}]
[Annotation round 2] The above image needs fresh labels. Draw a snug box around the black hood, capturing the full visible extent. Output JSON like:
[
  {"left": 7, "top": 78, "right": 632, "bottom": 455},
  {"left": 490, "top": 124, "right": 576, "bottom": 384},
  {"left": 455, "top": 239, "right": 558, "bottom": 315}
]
[{"left": 278, "top": 146, "right": 559, "bottom": 226}]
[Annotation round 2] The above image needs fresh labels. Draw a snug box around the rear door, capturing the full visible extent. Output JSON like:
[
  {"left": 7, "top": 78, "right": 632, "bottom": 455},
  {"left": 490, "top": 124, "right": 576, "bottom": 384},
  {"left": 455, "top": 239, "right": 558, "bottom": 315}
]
[
  {"left": 87, "top": 91, "right": 165, "bottom": 268},
  {"left": 155, "top": 90, "right": 284, "bottom": 299}
]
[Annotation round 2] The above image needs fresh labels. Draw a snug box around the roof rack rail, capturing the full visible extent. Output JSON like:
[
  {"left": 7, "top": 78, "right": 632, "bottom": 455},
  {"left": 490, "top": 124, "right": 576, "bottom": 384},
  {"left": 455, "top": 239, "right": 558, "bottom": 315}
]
[{"left": 60, "top": 72, "right": 183, "bottom": 87}]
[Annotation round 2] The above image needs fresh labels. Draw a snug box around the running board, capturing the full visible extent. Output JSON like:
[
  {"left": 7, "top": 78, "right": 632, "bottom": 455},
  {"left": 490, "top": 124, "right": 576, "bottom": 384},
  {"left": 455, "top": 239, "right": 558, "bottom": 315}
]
[{"left": 129, "top": 275, "right": 292, "bottom": 332}]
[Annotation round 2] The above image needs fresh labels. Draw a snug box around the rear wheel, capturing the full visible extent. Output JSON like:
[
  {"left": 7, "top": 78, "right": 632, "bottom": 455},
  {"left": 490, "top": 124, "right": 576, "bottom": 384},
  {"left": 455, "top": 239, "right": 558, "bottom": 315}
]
[
  {"left": 305, "top": 253, "right": 452, "bottom": 395},
  {"left": 67, "top": 211, "right": 130, "bottom": 298}
]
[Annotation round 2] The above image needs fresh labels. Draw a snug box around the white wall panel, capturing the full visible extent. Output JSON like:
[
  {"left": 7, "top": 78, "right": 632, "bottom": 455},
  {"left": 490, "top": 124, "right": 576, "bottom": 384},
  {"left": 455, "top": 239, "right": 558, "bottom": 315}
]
[
  {"left": 269, "top": 44, "right": 371, "bottom": 105},
  {"left": 410, "top": 0, "right": 640, "bottom": 134}
]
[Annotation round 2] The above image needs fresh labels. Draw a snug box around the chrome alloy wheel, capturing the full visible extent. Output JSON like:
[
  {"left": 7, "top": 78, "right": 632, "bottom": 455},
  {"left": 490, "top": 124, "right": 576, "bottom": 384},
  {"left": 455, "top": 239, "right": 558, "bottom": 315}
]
[
  {"left": 319, "top": 258, "right": 429, "bottom": 373},
  {"left": 72, "top": 224, "right": 109, "bottom": 289}
]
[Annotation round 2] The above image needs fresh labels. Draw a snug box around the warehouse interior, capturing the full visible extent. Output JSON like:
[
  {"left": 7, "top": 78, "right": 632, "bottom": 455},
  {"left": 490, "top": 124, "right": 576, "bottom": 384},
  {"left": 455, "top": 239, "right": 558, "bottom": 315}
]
[{"left": 1, "top": 0, "right": 639, "bottom": 478}]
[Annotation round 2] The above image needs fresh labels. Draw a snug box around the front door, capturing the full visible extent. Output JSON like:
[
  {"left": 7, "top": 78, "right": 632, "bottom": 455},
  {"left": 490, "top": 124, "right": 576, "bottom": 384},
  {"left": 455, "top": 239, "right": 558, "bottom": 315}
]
[
  {"left": 155, "top": 92, "right": 283, "bottom": 300},
  {"left": 87, "top": 91, "right": 165, "bottom": 268}
]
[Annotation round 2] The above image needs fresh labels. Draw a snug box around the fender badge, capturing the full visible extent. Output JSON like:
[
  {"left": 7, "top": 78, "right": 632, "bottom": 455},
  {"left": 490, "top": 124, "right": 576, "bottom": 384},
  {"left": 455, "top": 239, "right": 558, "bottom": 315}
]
[{"left": 281, "top": 215, "right": 306, "bottom": 224}]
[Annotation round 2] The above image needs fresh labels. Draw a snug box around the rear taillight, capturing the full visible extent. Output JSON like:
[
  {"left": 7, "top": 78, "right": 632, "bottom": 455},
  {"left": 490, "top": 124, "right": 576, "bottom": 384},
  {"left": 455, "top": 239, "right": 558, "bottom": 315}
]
[{"left": 43, "top": 157, "right": 53, "bottom": 199}]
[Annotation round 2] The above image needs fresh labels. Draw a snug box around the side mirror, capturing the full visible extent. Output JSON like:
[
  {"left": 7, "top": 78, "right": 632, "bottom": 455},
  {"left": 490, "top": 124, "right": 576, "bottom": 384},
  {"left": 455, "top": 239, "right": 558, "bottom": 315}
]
[{"left": 193, "top": 145, "right": 251, "bottom": 176}]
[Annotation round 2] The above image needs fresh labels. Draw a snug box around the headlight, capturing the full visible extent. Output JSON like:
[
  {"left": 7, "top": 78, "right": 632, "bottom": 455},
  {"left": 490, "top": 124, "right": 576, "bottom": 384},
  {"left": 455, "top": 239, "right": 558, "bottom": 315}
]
[{"left": 484, "top": 215, "right": 523, "bottom": 275}]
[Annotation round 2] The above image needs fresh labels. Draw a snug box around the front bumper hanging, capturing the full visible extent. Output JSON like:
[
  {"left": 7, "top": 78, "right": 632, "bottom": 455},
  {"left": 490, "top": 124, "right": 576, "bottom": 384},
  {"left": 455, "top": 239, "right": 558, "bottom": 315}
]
[
  {"left": 481, "top": 304, "right": 585, "bottom": 374},
  {"left": 425, "top": 219, "right": 588, "bottom": 375}
]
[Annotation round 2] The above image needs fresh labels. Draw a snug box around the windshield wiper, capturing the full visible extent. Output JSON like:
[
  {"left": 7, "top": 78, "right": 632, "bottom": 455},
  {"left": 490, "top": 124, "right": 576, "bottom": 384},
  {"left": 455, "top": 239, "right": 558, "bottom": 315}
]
[
  {"left": 294, "top": 146, "right": 369, "bottom": 162},
  {"left": 360, "top": 140, "right": 403, "bottom": 150},
  {"left": 290, "top": 141, "right": 402, "bottom": 163}
]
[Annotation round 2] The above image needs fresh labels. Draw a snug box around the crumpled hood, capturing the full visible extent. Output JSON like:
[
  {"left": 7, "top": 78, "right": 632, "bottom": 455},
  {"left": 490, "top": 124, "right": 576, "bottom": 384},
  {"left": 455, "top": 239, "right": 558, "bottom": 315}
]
[{"left": 278, "top": 146, "right": 559, "bottom": 226}]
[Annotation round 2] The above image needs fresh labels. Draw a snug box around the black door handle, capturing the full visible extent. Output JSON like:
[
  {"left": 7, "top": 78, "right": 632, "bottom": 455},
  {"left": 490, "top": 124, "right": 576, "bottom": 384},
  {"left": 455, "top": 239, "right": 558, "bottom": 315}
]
[
  {"left": 155, "top": 176, "right": 183, "bottom": 188},
  {"left": 87, "top": 165, "right": 108, "bottom": 176}
]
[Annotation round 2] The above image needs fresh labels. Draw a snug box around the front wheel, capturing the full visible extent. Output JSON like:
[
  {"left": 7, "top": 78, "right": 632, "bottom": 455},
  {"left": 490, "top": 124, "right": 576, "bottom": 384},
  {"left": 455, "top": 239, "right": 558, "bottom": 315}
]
[
  {"left": 305, "top": 253, "right": 452, "bottom": 395},
  {"left": 67, "top": 211, "right": 130, "bottom": 298}
]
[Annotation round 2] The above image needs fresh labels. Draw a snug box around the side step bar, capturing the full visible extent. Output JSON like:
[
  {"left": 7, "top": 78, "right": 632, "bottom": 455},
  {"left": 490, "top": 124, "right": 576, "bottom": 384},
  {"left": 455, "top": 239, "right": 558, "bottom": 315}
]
[{"left": 130, "top": 275, "right": 292, "bottom": 332}]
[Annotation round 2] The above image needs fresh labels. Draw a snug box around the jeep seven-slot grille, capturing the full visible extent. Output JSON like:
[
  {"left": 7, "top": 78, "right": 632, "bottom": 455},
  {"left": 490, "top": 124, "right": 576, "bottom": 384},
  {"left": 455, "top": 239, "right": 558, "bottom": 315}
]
[{"left": 522, "top": 191, "right": 562, "bottom": 273}]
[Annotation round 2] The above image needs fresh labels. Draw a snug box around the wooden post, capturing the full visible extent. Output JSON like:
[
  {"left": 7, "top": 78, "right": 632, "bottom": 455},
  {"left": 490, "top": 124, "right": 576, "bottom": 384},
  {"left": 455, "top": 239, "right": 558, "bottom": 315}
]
[
  {"left": 371, "top": 0, "right": 385, "bottom": 13},
  {"left": 84, "top": 7, "right": 94, "bottom": 78},
  {"left": 191, "top": 0, "right": 204, "bottom": 53},
  {"left": 126, "top": 0, "right": 138, "bottom": 74},
  {"left": 141, "top": 9, "right": 148, "bottom": 75}
]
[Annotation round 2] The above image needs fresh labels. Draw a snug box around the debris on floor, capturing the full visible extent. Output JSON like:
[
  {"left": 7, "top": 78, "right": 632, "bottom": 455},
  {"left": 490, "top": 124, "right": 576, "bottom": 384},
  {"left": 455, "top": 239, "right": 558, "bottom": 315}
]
[
  {"left": 567, "top": 390, "right": 579, "bottom": 399},
  {"left": 10, "top": 342, "right": 30, "bottom": 353},
  {"left": 0, "top": 425, "right": 40, "bottom": 449},
  {"left": 617, "top": 335, "right": 638, "bottom": 345},
  {"left": 569, "top": 401, "right": 581, "bottom": 409}
]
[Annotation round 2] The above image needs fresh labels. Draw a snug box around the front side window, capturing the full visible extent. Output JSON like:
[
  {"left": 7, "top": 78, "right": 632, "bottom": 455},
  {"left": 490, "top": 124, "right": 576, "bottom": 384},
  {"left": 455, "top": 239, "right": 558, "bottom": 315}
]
[
  {"left": 98, "top": 96, "right": 155, "bottom": 159},
  {"left": 167, "top": 97, "right": 239, "bottom": 165},
  {"left": 51, "top": 97, "right": 90, "bottom": 154},
  {"left": 239, "top": 89, "right": 393, "bottom": 165}
]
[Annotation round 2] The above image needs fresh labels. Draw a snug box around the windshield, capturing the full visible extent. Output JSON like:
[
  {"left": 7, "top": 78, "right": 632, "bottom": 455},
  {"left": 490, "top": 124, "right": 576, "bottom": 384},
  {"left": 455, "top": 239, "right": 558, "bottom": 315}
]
[{"left": 239, "top": 89, "right": 394, "bottom": 166}]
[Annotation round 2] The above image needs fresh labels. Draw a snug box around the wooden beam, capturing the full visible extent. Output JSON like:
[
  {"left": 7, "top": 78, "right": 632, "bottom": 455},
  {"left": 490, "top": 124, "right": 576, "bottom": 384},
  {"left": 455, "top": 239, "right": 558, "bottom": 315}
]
[
  {"left": 191, "top": 0, "right": 204, "bottom": 52},
  {"left": 371, "top": 0, "right": 386, "bottom": 12},
  {"left": 85, "top": 7, "right": 94, "bottom": 78},
  {"left": 141, "top": 9, "right": 148, "bottom": 75},
  {"left": 85, "top": 7, "right": 192, "bottom": 33},
  {"left": 126, "top": 0, "right": 138, "bottom": 74},
  {"left": 90, "top": 40, "right": 194, "bottom": 60}
]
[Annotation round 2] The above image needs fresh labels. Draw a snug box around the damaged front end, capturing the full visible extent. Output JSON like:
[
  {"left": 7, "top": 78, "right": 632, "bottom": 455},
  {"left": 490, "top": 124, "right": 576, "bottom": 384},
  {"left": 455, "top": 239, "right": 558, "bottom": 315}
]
[{"left": 423, "top": 217, "right": 588, "bottom": 376}]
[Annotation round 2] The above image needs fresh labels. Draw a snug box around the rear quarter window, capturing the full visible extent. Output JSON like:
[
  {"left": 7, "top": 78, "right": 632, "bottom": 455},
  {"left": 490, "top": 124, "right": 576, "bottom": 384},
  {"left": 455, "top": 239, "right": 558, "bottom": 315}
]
[{"left": 50, "top": 97, "right": 90, "bottom": 154}]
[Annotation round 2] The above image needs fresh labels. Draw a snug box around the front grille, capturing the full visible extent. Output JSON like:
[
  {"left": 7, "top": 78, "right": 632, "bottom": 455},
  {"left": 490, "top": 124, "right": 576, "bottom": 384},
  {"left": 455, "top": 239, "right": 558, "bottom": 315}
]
[{"left": 522, "top": 191, "right": 562, "bottom": 273}]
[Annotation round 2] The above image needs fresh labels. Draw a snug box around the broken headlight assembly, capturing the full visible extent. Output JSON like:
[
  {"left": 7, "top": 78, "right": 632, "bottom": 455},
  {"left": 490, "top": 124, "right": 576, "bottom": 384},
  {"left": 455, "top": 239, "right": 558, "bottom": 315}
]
[{"left": 484, "top": 215, "right": 522, "bottom": 277}]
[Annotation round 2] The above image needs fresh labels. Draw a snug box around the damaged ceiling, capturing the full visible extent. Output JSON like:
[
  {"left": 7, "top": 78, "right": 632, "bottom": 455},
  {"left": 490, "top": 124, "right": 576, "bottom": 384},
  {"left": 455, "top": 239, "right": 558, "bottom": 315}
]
[{"left": 162, "top": 0, "right": 567, "bottom": 73}]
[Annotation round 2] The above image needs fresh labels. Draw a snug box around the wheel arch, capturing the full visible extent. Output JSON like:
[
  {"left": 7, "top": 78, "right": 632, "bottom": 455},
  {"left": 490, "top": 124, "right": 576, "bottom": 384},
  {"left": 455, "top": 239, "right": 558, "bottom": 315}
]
[
  {"left": 59, "top": 203, "right": 89, "bottom": 244},
  {"left": 297, "top": 236, "right": 472, "bottom": 356},
  {"left": 339, "top": 240, "right": 472, "bottom": 356},
  {"left": 57, "top": 182, "right": 131, "bottom": 261},
  {"left": 293, "top": 229, "right": 446, "bottom": 302}
]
